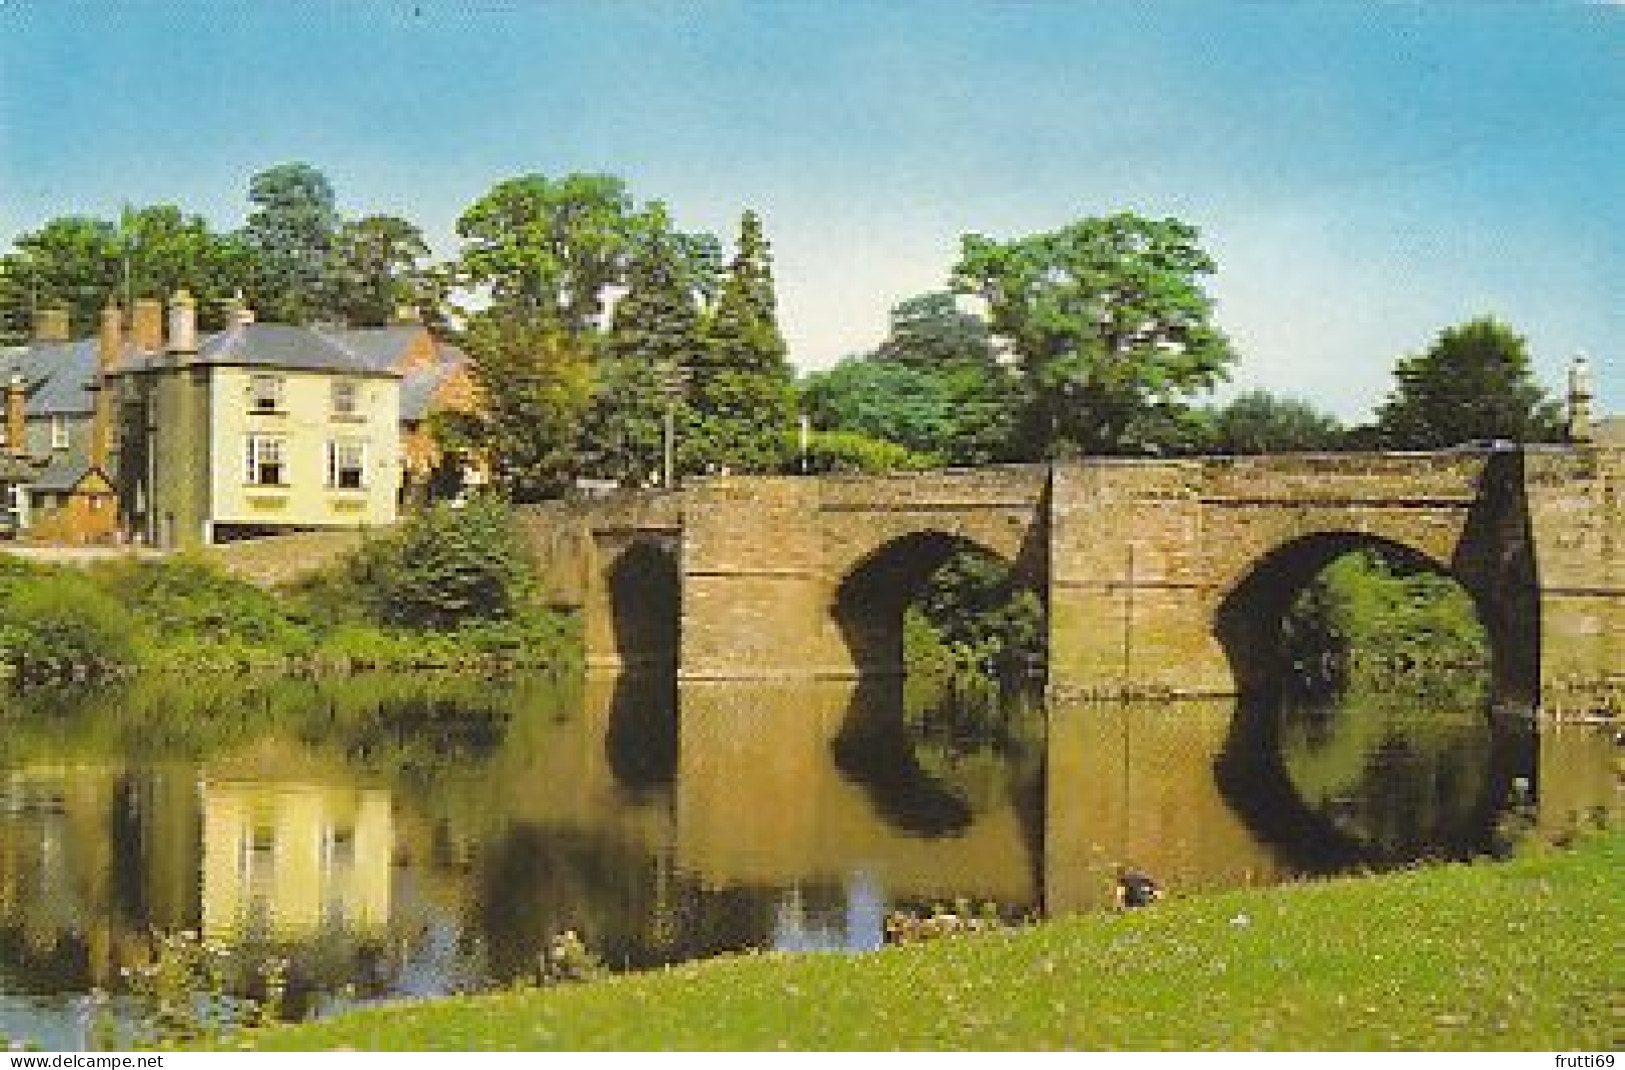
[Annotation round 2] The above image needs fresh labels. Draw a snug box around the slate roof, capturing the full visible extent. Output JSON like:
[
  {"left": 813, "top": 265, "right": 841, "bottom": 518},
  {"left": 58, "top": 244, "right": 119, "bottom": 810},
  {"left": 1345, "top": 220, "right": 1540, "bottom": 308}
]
[
  {"left": 6, "top": 321, "right": 469, "bottom": 421},
  {"left": 30, "top": 455, "right": 99, "bottom": 493},
  {"left": 184, "top": 323, "right": 394, "bottom": 377},
  {"left": 0, "top": 340, "right": 98, "bottom": 415}
]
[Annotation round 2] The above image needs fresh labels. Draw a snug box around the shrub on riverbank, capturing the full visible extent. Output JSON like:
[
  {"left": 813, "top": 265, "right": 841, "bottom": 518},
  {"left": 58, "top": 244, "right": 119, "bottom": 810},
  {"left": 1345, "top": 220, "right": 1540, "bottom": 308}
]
[
  {"left": 0, "top": 566, "right": 137, "bottom": 679},
  {"left": 0, "top": 498, "right": 580, "bottom": 679},
  {"left": 236, "top": 828, "right": 1622, "bottom": 1051}
]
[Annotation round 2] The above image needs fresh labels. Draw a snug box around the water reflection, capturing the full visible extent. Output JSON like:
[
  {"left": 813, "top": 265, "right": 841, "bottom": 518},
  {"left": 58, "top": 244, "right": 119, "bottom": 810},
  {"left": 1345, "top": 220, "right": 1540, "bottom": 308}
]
[{"left": 0, "top": 671, "right": 1613, "bottom": 1048}]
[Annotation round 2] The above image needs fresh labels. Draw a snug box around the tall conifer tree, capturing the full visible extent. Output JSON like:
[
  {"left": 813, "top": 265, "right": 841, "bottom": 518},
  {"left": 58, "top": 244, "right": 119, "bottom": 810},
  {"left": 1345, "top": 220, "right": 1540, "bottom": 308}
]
[{"left": 684, "top": 210, "right": 796, "bottom": 473}]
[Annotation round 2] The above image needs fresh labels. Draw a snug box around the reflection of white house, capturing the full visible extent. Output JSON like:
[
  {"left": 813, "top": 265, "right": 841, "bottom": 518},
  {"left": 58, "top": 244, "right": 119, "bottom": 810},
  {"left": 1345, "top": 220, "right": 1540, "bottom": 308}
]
[{"left": 200, "top": 781, "right": 392, "bottom": 941}]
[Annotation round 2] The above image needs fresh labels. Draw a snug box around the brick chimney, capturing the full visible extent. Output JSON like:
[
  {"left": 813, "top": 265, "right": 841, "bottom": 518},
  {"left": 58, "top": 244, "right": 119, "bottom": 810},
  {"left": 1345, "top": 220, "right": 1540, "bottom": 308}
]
[
  {"left": 167, "top": 290, "right": 197, "bottom": 354},
  {"left": 132, "top": 298, "right": 164, "bottom": 353},
  {"left": 90, "top": 302, "right": 123, "bottom": 471},
  {"left": 6, "top": 376, "right": 24, "bottom": 456},
  {"left": 97, "top": 302, "right": 123, "bottom": 373},
  {"left": 32, "top": 308, "right": 69, "bottom": 343}
]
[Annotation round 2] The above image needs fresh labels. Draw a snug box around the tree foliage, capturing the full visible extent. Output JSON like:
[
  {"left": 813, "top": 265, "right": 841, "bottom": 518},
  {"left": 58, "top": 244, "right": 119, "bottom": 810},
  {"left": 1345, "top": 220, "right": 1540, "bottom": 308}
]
[
  {"left": 1208, "top": 389, "right": 1345, "bottom": 454},
  {"left": 349, "top": 496, "right": 537, "bottom": 632},
  {"left": 585, "top": 213, "right": 708, "bottom": 486},
  {"left": 241, "top": 162, "right": 340, "bottom": 324},
  {"left": 464, "top": 312, "right": 595, "bottom": 502},
  {"left": 1282, "top": 550, "right": 1488, "bottom": 691},
  {"left": 803, "top": 291, "right": 1022, "bottom": 466},
  {"left": 456, "top": 173, "right": 645, "bottom": 333},
  {"left": 952, "top": 212, "right": 1234, "bottom": 457},
  {"left": 1374, "top": 317, "right": 1562, "bottom": 448},
  {"left": 327, "top": 214, "right": 430, "bottom": 327},
  {"left": 682, "top": 209, "right": 797, "bottom": 474}
]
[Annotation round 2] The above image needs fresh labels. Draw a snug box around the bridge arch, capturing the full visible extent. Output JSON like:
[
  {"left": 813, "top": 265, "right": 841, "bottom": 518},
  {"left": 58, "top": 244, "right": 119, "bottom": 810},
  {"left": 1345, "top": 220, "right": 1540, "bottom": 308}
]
[
  {"left": 1211, "top": 529, "right": 1534, "bottom": 869},
  {"left": 1212, "top": 530, "right": 1486, "bottom": 702},
  {"left": 602, "top": 535, "right": 681, "bottom": 671},
  {"left": 831, "top": 529, "right": 1042, "bottom": 678}
]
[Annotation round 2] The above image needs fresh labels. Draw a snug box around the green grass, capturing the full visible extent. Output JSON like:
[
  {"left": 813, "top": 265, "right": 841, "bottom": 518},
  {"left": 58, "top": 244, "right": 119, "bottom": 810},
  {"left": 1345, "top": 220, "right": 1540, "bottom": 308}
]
[{"left": 235, "top": 830, "right": 1624, "bottom": 1051}]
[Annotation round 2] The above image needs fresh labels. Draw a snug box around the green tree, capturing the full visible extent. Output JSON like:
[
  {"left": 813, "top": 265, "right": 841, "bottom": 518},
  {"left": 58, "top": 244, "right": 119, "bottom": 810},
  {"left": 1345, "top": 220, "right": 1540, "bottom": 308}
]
[
  {"left": 241, "top": 162, "right": 340, "bottom": 324},
  {"left": 683, "top": 209, "right": 797, "bottom": 474},
  {"left": 352, "top": 496, "right": 537, "bottom": 631},
  {"left": 4, "top": 216, "right": 121, "bottom": 335},
  {"left": 464, "top": 312, "right": 594, "bottom": 501},
  {"left": 804, "top": 291, "right": 1020, "bottom": 465},
  {"left": 952, "top": 212, "right": 1235, "bottom": 457},
  {"left": 456, "top": 173, "right": 644, "bottom": 333},
  {"left": 585, "top": 211, "right": 708, "bottom": 486},
  {"left": 1209, "top": 389, "right": 1345, "bottom": 454},
  {"left": 328, "top": 214, "right": 431, "bottom": 327},
  {"left": 1374, "top": 317, "right": 1562, "bottom": 448},
  {"left": 117, "top": 205, "right": 256, "bottom": 330}
]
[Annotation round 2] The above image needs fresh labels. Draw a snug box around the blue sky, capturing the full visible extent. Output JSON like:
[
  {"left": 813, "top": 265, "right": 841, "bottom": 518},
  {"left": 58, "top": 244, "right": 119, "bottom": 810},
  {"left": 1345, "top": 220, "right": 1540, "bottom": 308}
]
[{"left": 1, "top": 1, "right": 1620, "bottom": 420}]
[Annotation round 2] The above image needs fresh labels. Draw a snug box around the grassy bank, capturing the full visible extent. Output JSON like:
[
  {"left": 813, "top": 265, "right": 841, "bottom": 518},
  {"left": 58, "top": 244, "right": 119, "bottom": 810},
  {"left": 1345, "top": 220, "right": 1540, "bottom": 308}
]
[{"left": 237, "top": 830, "right": 1622, "bottom": 1051}]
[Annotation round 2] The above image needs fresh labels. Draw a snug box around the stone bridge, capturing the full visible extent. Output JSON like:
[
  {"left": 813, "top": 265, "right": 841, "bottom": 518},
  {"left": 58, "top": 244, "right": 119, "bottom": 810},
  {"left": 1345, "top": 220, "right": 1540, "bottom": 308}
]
[{"left": 522, "top": 446, "right": 1625, "bottom": 706}]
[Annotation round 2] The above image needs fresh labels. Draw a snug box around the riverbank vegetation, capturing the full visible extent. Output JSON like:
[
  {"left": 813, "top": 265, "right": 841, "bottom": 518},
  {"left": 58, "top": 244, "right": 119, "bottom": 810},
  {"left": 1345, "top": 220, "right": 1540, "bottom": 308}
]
[
  {"left": 0, "top": 497, "right": 579, "bottom": 680},
  {"left": 1281, "top": 550, "right": 1489, "bottom": 694},
  {"left": 232, "top": 827, "right": 1621, "bottom": 1051}
]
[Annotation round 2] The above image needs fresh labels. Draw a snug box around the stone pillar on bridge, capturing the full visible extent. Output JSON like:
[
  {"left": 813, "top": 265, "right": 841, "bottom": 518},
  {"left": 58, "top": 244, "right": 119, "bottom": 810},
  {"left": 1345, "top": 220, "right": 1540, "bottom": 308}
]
[
  {"left": 1047, "top": 461, "right": 1232, "bottom": 699},
  {"left": 678, "top": 477, "right": 839, "bottom": 680}
]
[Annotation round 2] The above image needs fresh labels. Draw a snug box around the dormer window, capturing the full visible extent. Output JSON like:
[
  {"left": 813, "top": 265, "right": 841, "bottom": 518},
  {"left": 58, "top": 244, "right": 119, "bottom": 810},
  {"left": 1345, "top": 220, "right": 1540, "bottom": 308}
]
[
  {"left": 50, "top": 416, "right": 68, "bottom": 450},
  {"left": 249, "top": 374, "right": 284, "bottom": 414},
  {"left": 331, "top": 379, "right": 360, "bottom": 418}
]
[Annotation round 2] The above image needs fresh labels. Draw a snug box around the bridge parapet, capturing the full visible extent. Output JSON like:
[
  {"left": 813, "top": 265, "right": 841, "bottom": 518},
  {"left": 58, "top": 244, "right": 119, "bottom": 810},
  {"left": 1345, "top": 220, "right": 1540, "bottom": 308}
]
[{"left": 521, "top": 447, "right": 1624, "bottom": 703}]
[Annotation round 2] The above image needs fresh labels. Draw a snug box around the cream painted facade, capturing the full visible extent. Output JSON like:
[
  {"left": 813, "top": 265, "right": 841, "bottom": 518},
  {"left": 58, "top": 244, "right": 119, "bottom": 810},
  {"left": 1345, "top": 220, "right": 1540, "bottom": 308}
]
[{"left": 207, "top": 366, "right": 402, "bottom": 535}]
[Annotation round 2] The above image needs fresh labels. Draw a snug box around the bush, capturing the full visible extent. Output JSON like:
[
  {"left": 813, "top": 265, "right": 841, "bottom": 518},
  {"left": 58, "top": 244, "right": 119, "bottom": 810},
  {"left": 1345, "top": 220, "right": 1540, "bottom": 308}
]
[
  {"left": 786, "top": 429, "right": 936, "bottom": 475},
  {"left": 0, "top": 571, "right": 137, "bottom": 677},
  {"left": 348, "top": 496, "right": 537, "bottom": 631},
  {"left": 96, "top": 555, "right": 315, "bottom": 655}
]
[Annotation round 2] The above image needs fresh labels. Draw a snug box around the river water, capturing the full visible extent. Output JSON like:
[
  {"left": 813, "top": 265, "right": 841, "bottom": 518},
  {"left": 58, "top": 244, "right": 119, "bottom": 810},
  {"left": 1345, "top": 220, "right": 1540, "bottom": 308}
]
[{"left": 0, "top": 671, "right": 1616, "bottom": 1048}]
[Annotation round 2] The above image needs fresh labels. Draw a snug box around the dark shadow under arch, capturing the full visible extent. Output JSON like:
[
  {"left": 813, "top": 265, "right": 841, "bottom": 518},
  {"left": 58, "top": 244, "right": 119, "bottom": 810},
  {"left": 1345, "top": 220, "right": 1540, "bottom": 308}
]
[{"left": 606, "top": 538, "right": 680, "bottom": 670}]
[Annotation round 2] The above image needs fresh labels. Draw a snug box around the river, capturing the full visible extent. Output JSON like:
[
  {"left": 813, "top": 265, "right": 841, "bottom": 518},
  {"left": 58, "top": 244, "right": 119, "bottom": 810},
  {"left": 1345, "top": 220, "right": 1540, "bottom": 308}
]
[{"left": 0, "top": 671, "right": 1616, "bottom": 1048}]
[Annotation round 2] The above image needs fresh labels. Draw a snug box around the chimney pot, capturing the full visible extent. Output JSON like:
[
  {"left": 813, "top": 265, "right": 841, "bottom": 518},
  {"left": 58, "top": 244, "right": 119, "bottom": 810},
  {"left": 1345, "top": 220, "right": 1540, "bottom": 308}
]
[
  {"left": 98, "top": 302, "right": 123, "bottom": 374},
  {"left": 132, "top": 299, "right": 164, "bottom": 353},
  {"left": 167, "top": 290, "right": 198, "bottom": 354}
]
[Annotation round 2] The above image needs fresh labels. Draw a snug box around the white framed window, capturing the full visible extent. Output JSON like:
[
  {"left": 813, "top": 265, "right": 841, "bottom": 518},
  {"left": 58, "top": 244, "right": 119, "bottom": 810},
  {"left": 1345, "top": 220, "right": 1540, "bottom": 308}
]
[
  {"left": 248, "top": 374, "right": 284, "bottom": 414},
  {"left": 245, "top": 435, "right": 287, "bottom": 486},
  {"left": 331, "top": 379, "right": 360, "bottom": 417},
  {"left": 327, "top": 438, "right": 367, "bottom": 490},
  {"left": 50, "top": 415, "right": 68, "bottom": 450}
]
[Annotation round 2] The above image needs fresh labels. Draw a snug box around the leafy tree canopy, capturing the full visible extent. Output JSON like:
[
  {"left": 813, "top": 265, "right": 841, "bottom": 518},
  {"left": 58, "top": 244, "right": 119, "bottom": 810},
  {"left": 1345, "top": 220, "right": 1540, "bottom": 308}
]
[
  {"left": 952, "top": 212, "right": 1235, "bottom": 457},
  {"left": 1207, "top": 389, "right": 1346, "bottom": 454},
  {"left": 242, "top": 162, "right": 340, "bottom": 324},
  {"left": 683, "top": 209, "right": 796, "bottom": 474},
  {"left": 1374, "top": 316, "right": 1562, "bottom": 448},
  {"left": 463, "top": 312, "right": 595, "bottom": 502},
  {"left": 456, "top": 173, "right": 647, "bottom": 334},
  {"left": 328, "top": 214, "right": 431, "bottom": 327}
]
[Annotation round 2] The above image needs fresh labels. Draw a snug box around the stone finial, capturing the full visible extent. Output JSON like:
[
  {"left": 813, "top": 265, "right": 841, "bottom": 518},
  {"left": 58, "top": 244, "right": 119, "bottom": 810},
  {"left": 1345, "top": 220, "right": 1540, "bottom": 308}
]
[{"left": 1567, "top": 352, "right": 1594, "bottom": 445}]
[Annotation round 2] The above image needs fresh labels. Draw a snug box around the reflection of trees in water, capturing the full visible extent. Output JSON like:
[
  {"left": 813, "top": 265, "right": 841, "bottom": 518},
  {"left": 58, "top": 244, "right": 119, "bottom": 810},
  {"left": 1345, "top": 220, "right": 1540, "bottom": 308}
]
[
  {"left": 471, "top": 823, "right": 776, "bottom": 981},
  {"left": 1217, "top": 679, "right": 1532, "bottom": 871}
]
